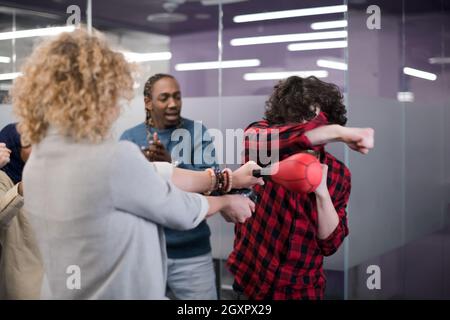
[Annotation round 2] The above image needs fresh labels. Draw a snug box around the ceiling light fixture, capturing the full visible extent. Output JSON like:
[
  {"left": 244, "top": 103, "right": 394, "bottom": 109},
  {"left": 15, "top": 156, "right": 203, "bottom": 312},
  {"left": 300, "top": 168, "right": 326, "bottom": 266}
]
[
  {"left": 243, "top": 70, "right": 328, "bottom": 81},
  {"left": 0, "top": 72, "right": 22, "bottom": 81},
  {"left": 0, "top": 56, "right": 11, "bottom": 63},
  {"left": 397, "top": 92, "right": 415, "bottom": 103},
  {"left": 175, "top": 59, "right": 260, "bottom": 71},
  {"left": 428, "top": 57, "right": 450, "bottom": 65},
  {"left": 316, "top": 59, "right": 347, "bottom": 70},
  {"left": 233, "top": 5, "right": 347, "bottom": 23},
  {"left": 231, "top": 30, "right": 347, "bottom": 46},
  {"left": 201, "top": 0, "right": 248, "bottom": 5},
  {"left": 288, "top": 40, "right": 348, "bottom": 51},
  {"left": 122, "top": 51, "right": 172, "bottom": 63},
  {"left": 0, "top": 25, "right": 75, "bottom": 41},
  {"left": 403, "top": 67, "right": 437, "bottom": 81},
  {"left": 311, "top": 20, "right": 348, "bottom": 30}
]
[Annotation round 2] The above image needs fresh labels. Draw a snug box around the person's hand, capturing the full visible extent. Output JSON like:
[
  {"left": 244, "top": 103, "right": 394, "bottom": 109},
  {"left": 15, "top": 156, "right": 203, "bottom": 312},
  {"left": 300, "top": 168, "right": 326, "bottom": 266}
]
[
  {"left": 0, "top": 143, "right": 11, "bottom": 168},
  {"left": 17, "top": 181, "right": 23, "bottom": 197},
  {"left": 142, "top": 132, "right": 172, "bottom": 162},
  {"left": 232, "top": 161, "right": 264, "bottom": 189},
  {"left": 314, "top": 164, "right": 329, "bottom": 197},
  {"left": 220, "top": 194, "right": 255, "bottom": 223},
  {"left": 340, "top": 127, "right": 374, "bottom": 155}
]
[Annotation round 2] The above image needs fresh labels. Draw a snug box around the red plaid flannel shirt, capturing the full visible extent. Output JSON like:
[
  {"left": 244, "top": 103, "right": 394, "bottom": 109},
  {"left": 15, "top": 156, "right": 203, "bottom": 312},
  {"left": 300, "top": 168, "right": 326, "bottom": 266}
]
[{"left": 227, "top": 113, "right": 351, "bottom": 300}]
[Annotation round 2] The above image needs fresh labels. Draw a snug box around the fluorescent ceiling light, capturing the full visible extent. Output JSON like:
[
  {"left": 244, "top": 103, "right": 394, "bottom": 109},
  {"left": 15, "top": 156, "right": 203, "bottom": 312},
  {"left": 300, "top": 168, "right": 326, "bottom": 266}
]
[
  {"left": 201, "top": 0, "right": 248, "bottom": 5},
  {"left": 234, "top": 5, "right": 347, "bottom": 23},
  {"left": 231, "top": 30, "right": 347, "bottom": 46},
  {"left": 244, "top": 70, "right": 328, "bottom": 81},
  {"left": 122, "top": 51, "right": 172, "bottom": 63},
  {"left": 0, "top": 56, "right": 11, "bottom": 63},
  {"left": 0, "top": 6, "right": 60, "bottom": 19},
  {"left": 311, "top": 20, "right": 347, "bottom": 30},
  {"left": 403, "top": 67, "right": 437, "bottom": 81},
  {"left": 0, "top": 83, "right": 12, "bottom": 91},
  {"left": 288, "top": 40, "right": 348, "bottom": 51},
  {"left": 316, "top": 59, "right": 347, "bottom": 70},
  {"left": 428, "top": 57, "right": 450, "bottom": 65},
  {"left": 0, "top": 25, "right": 75, "bottom": 41},
  {"left": 0, "top": 72, "right": 22, "bottom": 81},
  {"left": 397, "top": 92, "right": 414, "bottom": 103},
  {"left": 175, "top": 59, "right": 260, "bottom": 71}
]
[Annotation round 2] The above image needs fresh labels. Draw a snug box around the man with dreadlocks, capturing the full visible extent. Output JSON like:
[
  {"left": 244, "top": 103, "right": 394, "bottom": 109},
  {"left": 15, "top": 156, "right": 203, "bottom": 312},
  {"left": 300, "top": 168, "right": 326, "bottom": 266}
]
[{"left": 120, "top": 74, "right": 218, "bottom": 300}]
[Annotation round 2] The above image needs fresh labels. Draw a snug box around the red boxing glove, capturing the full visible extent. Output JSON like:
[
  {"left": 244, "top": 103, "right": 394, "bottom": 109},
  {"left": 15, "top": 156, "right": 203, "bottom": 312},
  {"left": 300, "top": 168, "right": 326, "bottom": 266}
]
[{"left": 270, "top": 153, "right": 323, "bottom": 193}]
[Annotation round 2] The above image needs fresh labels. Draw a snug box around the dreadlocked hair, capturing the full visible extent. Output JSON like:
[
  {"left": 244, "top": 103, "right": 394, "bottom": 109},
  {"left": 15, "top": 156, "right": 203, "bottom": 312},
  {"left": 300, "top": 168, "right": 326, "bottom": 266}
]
[{"left": 143, "top": 73, "right": 175, "bottom": 125}]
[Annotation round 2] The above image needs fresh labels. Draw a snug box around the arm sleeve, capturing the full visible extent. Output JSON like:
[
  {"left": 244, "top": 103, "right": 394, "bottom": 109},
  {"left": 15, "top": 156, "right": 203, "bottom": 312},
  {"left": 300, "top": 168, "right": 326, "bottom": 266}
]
[
  {"left": 152, "top": 162, "right": 174, "bottom": 181},
  {"left": 0, "top": 180, "right": 24, "bottom": 228},
  {"left": 244, "top": 119, "right": 326, "bottom": 163},
  {"left": 109, "top": 141, "right": 209, "bottom": 230},
  {"left": 119, "top": 130, "right": 131, "bottom": 142},
  {"left": 316, "top": 168, "right": 351, "bottom": 256}
]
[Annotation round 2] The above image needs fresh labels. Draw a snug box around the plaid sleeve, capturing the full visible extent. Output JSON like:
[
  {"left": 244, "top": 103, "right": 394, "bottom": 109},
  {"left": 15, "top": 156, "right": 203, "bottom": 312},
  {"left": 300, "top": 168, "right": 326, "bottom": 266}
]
[
  {"left": 316, "top": 163, "right": 351, "bottom": 256},
  {"left": 244, "top": 119, "right": 328, "bottom": 164}
]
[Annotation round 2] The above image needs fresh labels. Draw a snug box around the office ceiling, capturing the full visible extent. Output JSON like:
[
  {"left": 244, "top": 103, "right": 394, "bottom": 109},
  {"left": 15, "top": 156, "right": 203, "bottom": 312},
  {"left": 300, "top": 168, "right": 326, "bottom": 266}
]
[{"left": 0, "top": 0, "right": 448, "bottom": 35}]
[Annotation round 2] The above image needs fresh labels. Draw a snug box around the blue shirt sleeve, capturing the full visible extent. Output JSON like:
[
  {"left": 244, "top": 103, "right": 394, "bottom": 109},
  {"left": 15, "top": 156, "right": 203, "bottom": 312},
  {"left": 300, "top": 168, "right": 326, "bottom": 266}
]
[{"left": 119, "top": 130, "right": 131, "bottom": 142}]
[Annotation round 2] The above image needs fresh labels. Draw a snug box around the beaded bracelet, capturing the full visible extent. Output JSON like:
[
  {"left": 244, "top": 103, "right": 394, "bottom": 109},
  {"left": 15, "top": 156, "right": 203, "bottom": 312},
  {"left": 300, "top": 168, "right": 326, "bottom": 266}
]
[
  {"left": 204, "top": 168, "right": 216, "bottom": 196},
  {"left": 222, "top": 168, "right": 233, "bottom": 193},
  {"left": 214, "top": 168, "right": 224, "bottom": 193},
  {"left": 204, "top": 167, "right": 233, "bottom": 195}
]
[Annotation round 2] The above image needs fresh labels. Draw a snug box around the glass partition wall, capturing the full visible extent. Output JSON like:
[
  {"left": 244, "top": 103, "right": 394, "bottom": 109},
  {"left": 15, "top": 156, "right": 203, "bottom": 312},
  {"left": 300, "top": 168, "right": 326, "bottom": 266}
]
[
  {"left": 0, "top": 0, "right": 449, "bottom": 299},
  {"left": 346, "top": 0, "right": 450, "bottom": 299}
]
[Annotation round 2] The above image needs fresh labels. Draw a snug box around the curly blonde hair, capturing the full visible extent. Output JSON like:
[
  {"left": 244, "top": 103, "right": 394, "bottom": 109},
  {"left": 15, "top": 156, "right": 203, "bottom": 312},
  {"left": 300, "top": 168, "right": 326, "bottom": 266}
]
[{"left": 11, "top": 27, "right": 134, "bottom": 145}]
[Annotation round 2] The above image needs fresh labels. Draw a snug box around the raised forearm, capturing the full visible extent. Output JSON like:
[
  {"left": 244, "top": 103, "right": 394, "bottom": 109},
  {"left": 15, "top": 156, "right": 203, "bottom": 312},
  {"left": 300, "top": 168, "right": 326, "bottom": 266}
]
[{"left": 315, "top": 191, "right": 339, "bottom": 240}]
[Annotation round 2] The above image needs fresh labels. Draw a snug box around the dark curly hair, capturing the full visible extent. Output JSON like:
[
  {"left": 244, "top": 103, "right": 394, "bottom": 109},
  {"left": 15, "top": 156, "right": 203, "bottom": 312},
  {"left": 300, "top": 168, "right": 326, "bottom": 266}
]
[{"left": 264, "top": 76, "right": 347, "bottom": 126}]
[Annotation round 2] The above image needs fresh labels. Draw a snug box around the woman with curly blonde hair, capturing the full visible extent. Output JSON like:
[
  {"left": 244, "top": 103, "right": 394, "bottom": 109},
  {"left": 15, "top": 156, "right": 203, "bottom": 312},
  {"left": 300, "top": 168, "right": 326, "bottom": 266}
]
[
  {"left": 13, "top": 28, "right": 134, "bottom": 145},
  {"left": 11, "top": 28, "right": 262, "bottom": 299}
]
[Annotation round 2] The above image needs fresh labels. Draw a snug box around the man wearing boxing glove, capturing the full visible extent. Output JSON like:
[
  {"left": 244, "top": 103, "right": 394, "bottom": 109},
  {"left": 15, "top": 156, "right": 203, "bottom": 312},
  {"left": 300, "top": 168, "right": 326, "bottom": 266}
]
[{"left": 227, "top": 76, "right": 374, "bottom": 300}]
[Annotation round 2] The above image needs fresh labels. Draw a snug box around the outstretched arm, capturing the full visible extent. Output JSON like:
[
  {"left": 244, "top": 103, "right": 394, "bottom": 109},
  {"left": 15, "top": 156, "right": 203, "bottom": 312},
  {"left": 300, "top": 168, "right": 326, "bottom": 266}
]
[
  {"left": 305, "top": 125, "right": 374, "bottom": 154},
  {"left": 169, "top": 161, "right": 264, "bottom": 194},
  {"left": 244, "top": 119, "right": 374, "bottom": 165}
]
